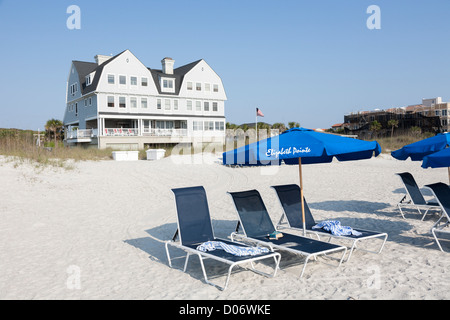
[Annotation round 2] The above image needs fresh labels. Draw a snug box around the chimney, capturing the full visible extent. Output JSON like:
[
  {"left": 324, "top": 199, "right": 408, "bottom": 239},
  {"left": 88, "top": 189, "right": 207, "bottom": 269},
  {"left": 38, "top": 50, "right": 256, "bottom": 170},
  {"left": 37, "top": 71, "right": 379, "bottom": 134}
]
[
  {"left": 161, "top": 57, "right": 175, "bottom": 75},
  {"left": 95, "top": 54, "right": 112, "bottom": 65}
]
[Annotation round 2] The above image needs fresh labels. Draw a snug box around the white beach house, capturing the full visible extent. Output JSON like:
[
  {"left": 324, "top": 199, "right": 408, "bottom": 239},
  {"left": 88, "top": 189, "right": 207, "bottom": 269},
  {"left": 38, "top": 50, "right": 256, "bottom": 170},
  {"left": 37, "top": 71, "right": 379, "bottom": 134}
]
[{"left": 63, "top": 50, "right": 227, "bottom": 149}]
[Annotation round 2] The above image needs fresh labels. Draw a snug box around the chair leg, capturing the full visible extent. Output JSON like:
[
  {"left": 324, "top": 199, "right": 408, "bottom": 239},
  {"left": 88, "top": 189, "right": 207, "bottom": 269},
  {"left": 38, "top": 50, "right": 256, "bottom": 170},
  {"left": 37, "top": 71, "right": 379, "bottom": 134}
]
[
  {"left": 300, "top": 256, "right": 311, "bottom": 278},
  {"left": 183, "top": 253, "right": 190, "bottom": 272},
  {"left": 165, "top": 242, "right": 173, "bottom": 267},
  {"left": 397, "top": 203, "right": 406, "bottom": 219},
  {"left": 378, "top": 234, "right": 388, "bottom": 254},
  {"left": 420, "top": 208, "right": 430, "bottom": 221},
  {"left": 432, "top": 228, "right": 445, "bottom": 253},
  {"left": 346, "top": 241, "right": 358, "bottom": 262},
  {"left": 338, "top": 248, "right": 347, "bottom": 267}
]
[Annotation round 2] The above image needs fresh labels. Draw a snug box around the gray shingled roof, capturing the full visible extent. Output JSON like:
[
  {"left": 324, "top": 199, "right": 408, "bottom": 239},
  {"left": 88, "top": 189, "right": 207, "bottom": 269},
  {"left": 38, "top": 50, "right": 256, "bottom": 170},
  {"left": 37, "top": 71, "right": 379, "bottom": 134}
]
[{"left": 72, "top": 51, "right": 201, "bottom": 96}]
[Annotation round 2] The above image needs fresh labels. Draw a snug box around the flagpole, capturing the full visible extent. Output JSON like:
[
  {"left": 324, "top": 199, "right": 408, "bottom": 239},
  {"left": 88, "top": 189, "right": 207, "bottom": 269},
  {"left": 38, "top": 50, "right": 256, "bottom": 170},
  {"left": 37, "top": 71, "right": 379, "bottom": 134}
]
[{"left": 256, "top": 111, "right": 258, "bottom": 141}]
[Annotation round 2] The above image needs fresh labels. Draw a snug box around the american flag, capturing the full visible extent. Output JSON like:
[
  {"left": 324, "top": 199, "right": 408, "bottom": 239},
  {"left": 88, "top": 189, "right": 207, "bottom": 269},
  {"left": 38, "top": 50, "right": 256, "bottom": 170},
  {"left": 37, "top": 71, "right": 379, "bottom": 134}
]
[{"left": 256, "top": 108, "right": 264, "bottom": 117}]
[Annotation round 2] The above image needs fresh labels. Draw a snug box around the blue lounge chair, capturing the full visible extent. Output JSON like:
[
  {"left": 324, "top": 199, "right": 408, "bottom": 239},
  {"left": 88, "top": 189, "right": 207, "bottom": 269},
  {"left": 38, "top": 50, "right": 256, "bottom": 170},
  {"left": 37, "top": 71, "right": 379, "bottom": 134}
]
[
  {"left": 228, "top": 189, "right": 347, "bottom": 278},
  {"left": 165, "top": 186, "right": 280, "bottom": 290},
  {"left": 271, "top": 184, "right": 388, "bottom": 261},
  {"left": 424, "top": 183, "right": 450, "bottom": 252},
  {"left": 396, "top": 172, "right": 441, "bottom": 220}
]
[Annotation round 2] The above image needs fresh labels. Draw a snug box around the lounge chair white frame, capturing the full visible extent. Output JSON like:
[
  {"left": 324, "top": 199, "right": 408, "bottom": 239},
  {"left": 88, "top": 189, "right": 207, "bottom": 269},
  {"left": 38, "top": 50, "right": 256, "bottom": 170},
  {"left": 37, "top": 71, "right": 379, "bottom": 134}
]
[
  {"left": 271, "top": 185, "right": 388, "bottom": 262},
  {"left": 165, "top": 186, "right": 281, "bottom": 291},
  {"left": 396, "top": 172, "right": 441, "bottom": 220},
  {"left": 227, "top": 190, "right": 347, "bottom": 278},
  {"left": 424, "top": 183, "right": 450, "bottom": 253}
]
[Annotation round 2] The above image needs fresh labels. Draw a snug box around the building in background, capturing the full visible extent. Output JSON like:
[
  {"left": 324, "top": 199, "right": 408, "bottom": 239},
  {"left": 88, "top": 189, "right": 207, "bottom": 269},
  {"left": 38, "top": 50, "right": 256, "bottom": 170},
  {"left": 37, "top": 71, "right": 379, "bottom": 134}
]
[
  {"left": 344, "top": 97, "right": 448, "bottom": 137},
  {"left": 64, "top": 50, "right": 227, "bottom": 149}
]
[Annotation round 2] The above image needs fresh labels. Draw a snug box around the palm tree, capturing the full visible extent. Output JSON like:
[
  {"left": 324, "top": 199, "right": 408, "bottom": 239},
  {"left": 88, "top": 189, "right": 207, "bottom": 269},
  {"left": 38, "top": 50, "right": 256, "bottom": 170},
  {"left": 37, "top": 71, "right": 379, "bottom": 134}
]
[
  {"left": 288, "top": 122, "right": 300, "bottom": 129},
  {"left": 370, "top": 120, "right": 382, "bottom": 138},
  {"left": 410, "top": 126, "right": 421, "bottom": 137},
  {"left": 387, "top": 119, "right": 399, "bottom": 138},
  {"left": 272, "top": 122, "right": 287, "bottom": 133},
  {"left": 45, "top": 119, "right": 63, "bottom": 148}
]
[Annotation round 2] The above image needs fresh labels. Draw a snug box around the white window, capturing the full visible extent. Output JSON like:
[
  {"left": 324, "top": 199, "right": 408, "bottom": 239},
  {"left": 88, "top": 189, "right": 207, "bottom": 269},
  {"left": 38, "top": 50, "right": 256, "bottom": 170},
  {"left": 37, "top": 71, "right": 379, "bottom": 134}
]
[
  {"left": 89, "top": 97, "right": 92, "bottom": 106},
  {"left": 443, "top": 110, "right": 448, "bottom": 116},
  {"left": 119, "top": 97, "right": 126, "bottom": 108},
  {"left": 215, "top": 122, "right": 224, "bottom": 131},
  {"left": 436, "top": 110, "right": 440, "bottom": 116},
  {"left": 205, "top": 83, "right": 210, "bottom": 92},
  {"left": 131, "top": 76, "right": 137, "bottom": 86},
  {"left": 174, "top": 100, "right": 178, "bottom": 110},
  {"left": 196, "top": 83, "right": 201, "bottom": 91},
  {"left": 119, "top": 75, "right": 126, "bottom": 85},
  {"left": 157, "top": 99, "right": 162, "bottom": 110},
  {"left": 204, "top": 121, "right": 214, "bottom": 131},
  {"left": 70, "top": 83, "right": 78, "bottom": 95},
  {"left": 161, "top": 78, "right": 175, "bottom": 93},
  {"left": 187, "top": 100, "right": 192, "bottom": 111},
  {"left": 141, "top": 77, "right": 148, "bottom": 87},
  {"left": 213, "top": 84, "right": 219, "bottom": 92},
  {"left": 193, "top": 121, "right": 203, "bottom": 131},
  {"left": 107, "top": 96, "right": 115, "bottom": 108},
  {"left": 84, "top": 99, "right": 88, "bottom": 107},
  {"left": 130, "top": 97, "right": 137, "bottom": 108},
  {"left": 141, "top": 98, "right": 147, "bottom": 109},
  {"left": 143, "top": 120, "right": 150, "bottom": 132},
  {"left": 204, "top": 102, "right": 209, "bottom": 111},
  {"left": 85, "top": 75, "right": 92, "bottom": 86},
  {"left": 196, "top": 101, "right": 201, "bottom": 111},
  {"left": 108, "top": 74, "right": 115, "bottom": 84},
  {"left": 187, "top": 82, "right": 193, "bottom": 90},
  {"left": 156, "top": 120, "right": 165, "bottom": 129},
  {"left": 163, "top": 79, "right": 173, "bottom": 89},
  {"left": 165, "top": 99, "right": 171, "bottom": 110},
  {"left": 213, "top": 102, "right": 218, "bottom": 112}
]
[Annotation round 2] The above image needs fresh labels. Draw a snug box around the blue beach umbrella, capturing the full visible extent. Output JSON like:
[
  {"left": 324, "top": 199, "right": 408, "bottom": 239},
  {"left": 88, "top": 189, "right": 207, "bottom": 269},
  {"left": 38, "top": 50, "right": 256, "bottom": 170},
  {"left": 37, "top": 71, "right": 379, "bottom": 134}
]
[
  {"left": 422, "top": 148, "right": 450, "bottom": 169},
  {"left": 422, "top": 148, "right": 450, "bottom": 184},
  {"left": 391, "top": 133, "right": 450, "bottom": 161},
  {"left": 223, "top": 128, "right": 382, "bottom": 234},
  {"left": 391, "top": 133, "right": 450, "bottom": 183}
]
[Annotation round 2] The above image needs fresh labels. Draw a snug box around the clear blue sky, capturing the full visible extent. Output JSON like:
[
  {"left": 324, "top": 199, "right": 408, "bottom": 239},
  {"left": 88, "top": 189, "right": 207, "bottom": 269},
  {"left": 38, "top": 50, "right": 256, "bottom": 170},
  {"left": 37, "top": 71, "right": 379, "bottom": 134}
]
[{"left": 1, "top": 0, "right": 450, "bottom": 130}]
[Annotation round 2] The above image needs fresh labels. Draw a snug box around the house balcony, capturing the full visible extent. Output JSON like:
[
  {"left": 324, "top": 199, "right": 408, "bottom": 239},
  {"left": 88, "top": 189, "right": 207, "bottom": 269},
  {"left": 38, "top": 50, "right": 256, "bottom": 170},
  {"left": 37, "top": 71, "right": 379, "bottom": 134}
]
[{"left": 65, "top": 129, "right": 97, "bottom": 143}]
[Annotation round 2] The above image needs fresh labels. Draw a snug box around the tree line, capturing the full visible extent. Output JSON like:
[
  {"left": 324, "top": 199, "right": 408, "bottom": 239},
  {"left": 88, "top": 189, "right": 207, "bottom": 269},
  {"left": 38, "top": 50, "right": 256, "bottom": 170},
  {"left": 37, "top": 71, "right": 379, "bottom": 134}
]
[{"left": 226, "top": 121, "right": 300, "bottom": 132}]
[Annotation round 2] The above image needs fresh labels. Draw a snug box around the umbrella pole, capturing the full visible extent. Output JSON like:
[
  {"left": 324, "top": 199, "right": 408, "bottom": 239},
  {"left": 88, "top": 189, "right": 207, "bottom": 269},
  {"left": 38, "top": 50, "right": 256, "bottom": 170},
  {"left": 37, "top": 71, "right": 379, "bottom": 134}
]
[{"left": 299, "top": 157, "right": 306, "bottom": 236}]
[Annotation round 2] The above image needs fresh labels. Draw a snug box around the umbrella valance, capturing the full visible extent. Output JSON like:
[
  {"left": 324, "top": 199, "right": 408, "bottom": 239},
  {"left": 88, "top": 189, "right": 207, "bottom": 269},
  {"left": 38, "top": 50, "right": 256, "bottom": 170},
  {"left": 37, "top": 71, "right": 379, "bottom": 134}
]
[{"left": 422, "top": 147, "right": 450, "bottom": 169}]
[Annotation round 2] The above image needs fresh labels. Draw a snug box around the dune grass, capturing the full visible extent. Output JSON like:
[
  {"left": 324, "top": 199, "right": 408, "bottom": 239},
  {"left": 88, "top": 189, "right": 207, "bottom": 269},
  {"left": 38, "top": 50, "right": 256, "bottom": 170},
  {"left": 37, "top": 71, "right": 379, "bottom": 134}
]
[
  {"left": 371, "top": 133, "right": 434, "bottom": 153},
  {"left": 0, "top": 129, "right": 113, "bottom": 170}
]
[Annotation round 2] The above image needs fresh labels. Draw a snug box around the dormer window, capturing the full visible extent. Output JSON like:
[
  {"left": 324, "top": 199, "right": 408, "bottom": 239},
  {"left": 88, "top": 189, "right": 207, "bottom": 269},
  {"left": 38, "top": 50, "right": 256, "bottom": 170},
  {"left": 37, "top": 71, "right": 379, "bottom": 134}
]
[
  {"left": 161, "top": 77, "right": 175, "bottom": 93},
  {"left": 163, "top": 79, "right": 173, "bottom": 89},
  {"left": 85, "top": 71, "right": 95, "bottom": 87}
]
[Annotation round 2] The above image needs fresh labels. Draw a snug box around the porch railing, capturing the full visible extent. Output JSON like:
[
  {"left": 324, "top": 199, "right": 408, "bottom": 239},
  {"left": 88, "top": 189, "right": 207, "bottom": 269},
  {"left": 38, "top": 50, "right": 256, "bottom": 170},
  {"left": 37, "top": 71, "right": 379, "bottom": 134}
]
[
  {"left": 66, "top": 129, "right": 97, "bottom": 140},
  {"left": 103, "top": 128, "right": 139, "bottom": 136},
  {"left": 67, "top": 128, "right": 189, "bottom": 138},
  {"left": 142, "top": 129, "right": 188, "bottom": 137}
]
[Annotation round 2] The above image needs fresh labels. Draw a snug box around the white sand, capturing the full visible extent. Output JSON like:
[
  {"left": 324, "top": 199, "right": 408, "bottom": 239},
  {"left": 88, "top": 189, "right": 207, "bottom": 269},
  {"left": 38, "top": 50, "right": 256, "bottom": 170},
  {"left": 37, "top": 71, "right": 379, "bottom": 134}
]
[{"left": 1, "top": 153, "right": 450, "bottom": 300}]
